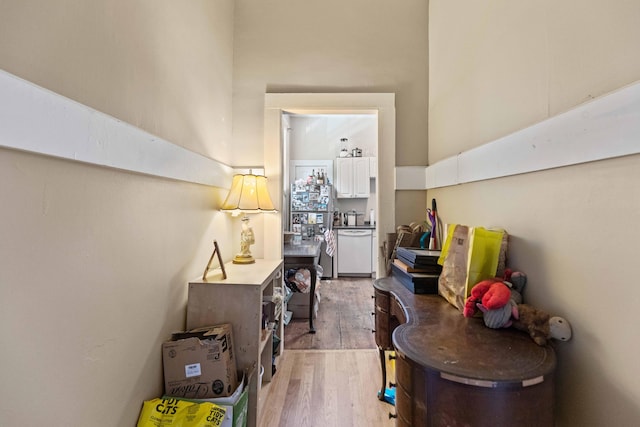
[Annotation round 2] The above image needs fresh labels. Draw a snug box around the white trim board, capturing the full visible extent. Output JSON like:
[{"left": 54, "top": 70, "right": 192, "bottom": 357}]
[
  {"left": 405, "top": 80, "right": 640, "bottom": 190},
  {"left": 395, "top": 166, "right": 427, "bottom": 190},
  {"left": 0, "top": 69, "right": 233, "bottom": 188}
]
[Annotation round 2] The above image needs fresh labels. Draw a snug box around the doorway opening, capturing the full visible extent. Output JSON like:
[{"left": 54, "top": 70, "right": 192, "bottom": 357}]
[
  {"left": 263, "top": 93, "right": 395, "bottom": 278},
  {"left": 285, "top": 112, "right": 377, "bottom": 279}
]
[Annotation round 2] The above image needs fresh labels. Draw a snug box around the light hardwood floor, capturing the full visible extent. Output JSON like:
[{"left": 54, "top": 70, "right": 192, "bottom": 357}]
[
  {"left": 258, "top": 278, "right": 396, "bottom": 426},
  {"left": 258, "top": 349, "right": 395, "bottom": 427},
  {"left": 284, "top": 278, "right": 377, "bottom": 350}
]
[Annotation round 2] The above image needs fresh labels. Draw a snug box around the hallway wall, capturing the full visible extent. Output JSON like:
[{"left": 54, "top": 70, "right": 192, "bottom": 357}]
[
  {"left": 232, "top": 0, "right": 430, "bottom": 225},
  {"left": 429, "top": 1, "right": 640, "bottom": 425},
  {"left": 0, "top": 1, "right": 236, "bottom": 425}
]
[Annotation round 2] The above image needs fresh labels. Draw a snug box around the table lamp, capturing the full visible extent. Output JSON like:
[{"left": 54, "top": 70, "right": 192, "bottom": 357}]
[{"left": 221, "top": 173, "right": 276, "bottom": 264}]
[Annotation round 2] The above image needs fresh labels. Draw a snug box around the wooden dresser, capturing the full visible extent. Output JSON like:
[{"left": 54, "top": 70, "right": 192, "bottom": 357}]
[{"left": 374, "top": 276, "right": 556, "bottom": 427}]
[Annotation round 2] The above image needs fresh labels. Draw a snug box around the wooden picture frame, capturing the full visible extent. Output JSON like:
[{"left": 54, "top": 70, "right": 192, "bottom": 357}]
[{"left": 202, "top": 240, "right": 226, "bottom": 280}]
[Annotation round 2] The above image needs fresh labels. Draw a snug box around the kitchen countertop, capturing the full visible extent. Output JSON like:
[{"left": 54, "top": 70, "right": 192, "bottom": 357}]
[
  {"left": 333, "top": 224, "right": 376, "bottom": 230},
  {"left": 283, "top": 240, "right": 322, "bottom": 257}
]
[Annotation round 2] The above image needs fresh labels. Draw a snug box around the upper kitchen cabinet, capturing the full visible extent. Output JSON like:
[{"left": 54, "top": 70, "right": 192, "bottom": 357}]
[{"left": 336, "top": 157, "right": 371, "bottom": 198}]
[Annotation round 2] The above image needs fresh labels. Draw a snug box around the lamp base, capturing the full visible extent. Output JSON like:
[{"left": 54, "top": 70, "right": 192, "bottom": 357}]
[
  {"left": 233, "top": 214, "right": 256, "bottom": 264},
  {"left": 232, "top": 253, "right": 255, "bottom": 264}
]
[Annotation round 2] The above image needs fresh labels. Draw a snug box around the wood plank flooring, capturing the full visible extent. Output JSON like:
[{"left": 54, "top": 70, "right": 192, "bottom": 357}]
[
  {"left": 284, "top": 278, "right": 377, "bottom": 350},
  {"left": 258, "top": 350, "right": 395, "bottom": 427},
  {"left": 259, "top": 278, "right": 396, "bottom": 427}
]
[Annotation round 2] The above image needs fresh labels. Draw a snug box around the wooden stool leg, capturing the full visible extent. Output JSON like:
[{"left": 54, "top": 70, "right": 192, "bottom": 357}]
[
  {"left": 378, "top": 348, "right": 387, "bottom": 401},
  {"left": 308, "top": 267, "right": 316, "bottom": 333}
]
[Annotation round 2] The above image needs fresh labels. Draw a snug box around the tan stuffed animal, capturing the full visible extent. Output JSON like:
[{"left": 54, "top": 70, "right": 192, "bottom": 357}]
[{"left": 511, "top": 304, "right": 572, "bottom": 346}]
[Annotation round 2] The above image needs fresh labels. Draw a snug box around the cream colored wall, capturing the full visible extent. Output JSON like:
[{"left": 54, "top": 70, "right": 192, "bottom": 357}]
[
  {"left": 429, "top": 0, "right": 640, "bottom": 162},
  {"left": 0, "top": 0, "right": 235, "bottom": 163},
  {"left": 0, "top": 1, "right": 236, "bottom": 425},
  {"left": 232, "top": 0, "right": 430, "bottom": 224},
  {"left": 429, "top": 1, "right": 640, "bottom": 425}
]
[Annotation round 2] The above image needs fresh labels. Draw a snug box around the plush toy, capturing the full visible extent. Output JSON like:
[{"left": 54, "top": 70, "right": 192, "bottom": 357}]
[
  {"left": 478, "top": 271, "right": 527, "bottom": 328},
  {"left": 478, "top": 296, "right": 518, "bottom": 329},
  {"left": 463, "top": 269, "right": 527, "bottom": 328},
  {"left": 463, "top": 279, "right": 510, "bottom": 317},
  {"left": 511, "top": 304, "right": 572, "bottom": 346},
  {"left": 464, "top": 271, "right": 572, "bottom": 346}
]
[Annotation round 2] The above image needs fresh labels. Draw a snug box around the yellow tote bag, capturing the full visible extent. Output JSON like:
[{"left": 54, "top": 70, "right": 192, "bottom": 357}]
[
  {"left": 137, "top": 397, "right": 226, "bottom": 427},
  {"left": 438, "top": 225, "right": 508, "bottom": 311},
  {"left": 465, "top": 227, "right": 508, "bottom": 297}
]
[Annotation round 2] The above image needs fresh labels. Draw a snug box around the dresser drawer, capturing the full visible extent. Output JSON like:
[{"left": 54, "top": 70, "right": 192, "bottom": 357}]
[
  {"left": 395, "top": 381, "right": 413, "bottom": 425},
  {"left": 395, "top": 350, "right": 412, "bottom": 391},
  {"left": 390, "top": 295, "right": 406, "bottom": 324},
  {"left": 375, "top": 305, "right": 390, "bottom": 349},
  {"left": 374, "top": 288, "right": 389, "bottom": 313}
]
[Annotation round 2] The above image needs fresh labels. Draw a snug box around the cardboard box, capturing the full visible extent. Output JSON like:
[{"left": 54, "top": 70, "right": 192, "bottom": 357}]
[
  {"left": 163, "top": 323, "right": 238, "bottom": 399},
  {"left": 166, "top": 373, "right": 248, "bottom": 427},
  {"left": 262, "top": 300, "right": 276, "bottom": 324},
  {"left": 213, "top": 386, "right": 248, "bottom": 427},
  {"left": 288, "top": 289, "right": 320, "bottom": 319}
]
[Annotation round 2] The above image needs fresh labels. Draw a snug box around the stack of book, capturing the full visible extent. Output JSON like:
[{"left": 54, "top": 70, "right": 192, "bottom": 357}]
[{"left": 391, "top": 247, "right": 442, "bottom": 294}]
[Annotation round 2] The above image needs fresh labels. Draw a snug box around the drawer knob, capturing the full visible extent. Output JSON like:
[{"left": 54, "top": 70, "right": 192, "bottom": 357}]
[
  {"left": 371, "top": 329, "right": 376, "bottom": 333},
  {"left": 389, "top": 382, "right": 396, "bottom": 388},
  {"left": 388, "top": 354, "right": 397, "bottom": 361},
  {"left": 389, "top": 412, "right": 397, "bottom": 419}
]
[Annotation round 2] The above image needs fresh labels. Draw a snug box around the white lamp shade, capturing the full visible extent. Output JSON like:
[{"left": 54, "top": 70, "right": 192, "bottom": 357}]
[{"left": 221, "top": 174, "right": 276, "bottom": 214}]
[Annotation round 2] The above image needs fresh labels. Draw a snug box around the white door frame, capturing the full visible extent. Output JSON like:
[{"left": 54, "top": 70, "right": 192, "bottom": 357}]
[{"left": 263, "top": 93, "right": 395, "bottom": 277}]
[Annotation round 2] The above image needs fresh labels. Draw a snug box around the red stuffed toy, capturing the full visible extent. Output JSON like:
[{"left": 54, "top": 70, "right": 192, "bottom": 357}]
[{"left": 463, "top": 278, "right": 512, "bottom": 318}]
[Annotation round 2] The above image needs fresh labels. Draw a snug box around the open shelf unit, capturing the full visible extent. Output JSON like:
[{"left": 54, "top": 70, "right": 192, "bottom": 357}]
[{"left": 186, "top": 259, "right": 283, "bottom": 427}]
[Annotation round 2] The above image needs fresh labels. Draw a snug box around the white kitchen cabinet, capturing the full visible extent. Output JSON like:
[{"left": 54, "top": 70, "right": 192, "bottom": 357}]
[
  {"left": 336, "top": 157, "right": 370, "bottom": 198},
  {"left": 369, "top": 157, "right": 377, "bottom": 178},
  {"left": 335, "top": 157, "right": 353, "bottom": 198}
]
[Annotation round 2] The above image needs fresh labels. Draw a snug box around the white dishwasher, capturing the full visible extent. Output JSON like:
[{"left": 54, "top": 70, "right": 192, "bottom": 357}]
[{"left": 337, "top": 229, "right": 372, "bottom": 276}]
